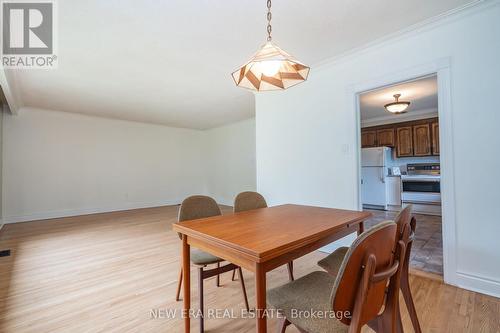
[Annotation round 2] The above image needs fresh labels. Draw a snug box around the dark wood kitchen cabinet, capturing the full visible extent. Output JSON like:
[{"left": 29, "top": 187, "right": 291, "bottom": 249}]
[
  {"left": 361, "top": 130, "right": 377, "bottom": 148},
  {"left": 376, "top": 128, "right": 395, "bottom": 147},
  {"left": 361, "top": 128, "right": 394, "bottom": 148},
  {"left": 431, "top": 121, "right": 440, "bottom": 155},
  {"left": 413, "top": 123, "right": 432, "bottom": 156},
  {"left": 396, "top": 126, "right": 413, "bottom": 157},
  {"left": 362, "top": 117, "right": 439, "bottom": 157}
]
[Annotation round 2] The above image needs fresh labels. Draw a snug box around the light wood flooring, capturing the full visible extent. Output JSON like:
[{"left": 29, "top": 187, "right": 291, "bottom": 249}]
[{"left": 0, "top": 206, "right": 499, "bottom": 333}]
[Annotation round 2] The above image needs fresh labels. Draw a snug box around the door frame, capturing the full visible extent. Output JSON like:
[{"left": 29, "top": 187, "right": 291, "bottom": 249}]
[{"left": 348, "top": 58, "right": 457, "bottom": 286}]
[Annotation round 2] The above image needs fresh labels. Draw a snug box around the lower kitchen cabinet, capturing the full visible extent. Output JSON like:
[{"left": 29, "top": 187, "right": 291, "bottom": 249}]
[{"left": 386, "top": 176, "right": 402, "bottom": 207}]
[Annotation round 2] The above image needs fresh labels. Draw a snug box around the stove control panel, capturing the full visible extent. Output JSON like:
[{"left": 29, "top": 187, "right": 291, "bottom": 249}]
[{"left": 407, "top": 163, "right": 440, "bottom": 175}]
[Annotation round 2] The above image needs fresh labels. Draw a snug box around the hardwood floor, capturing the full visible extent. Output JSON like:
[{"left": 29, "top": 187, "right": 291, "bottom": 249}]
[{"left": 1, "top": 206, "right": 499, "bottom": 333}]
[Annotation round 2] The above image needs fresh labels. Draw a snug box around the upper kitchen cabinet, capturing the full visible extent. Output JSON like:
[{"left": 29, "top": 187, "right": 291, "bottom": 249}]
[
  {"left": 361, "top": 128, "right": 394, "bottom": 148},
  {"left": 376, "top": 128, "right": 395, "bottom": 147},
  {"left": 413, "top": 123, "right": 432, "bottom": 156},
  {"left": 362, "top": 117, "right": 439, "bottom": 157},
  {"left": 431, "top": 121, "right": 440, "bottom": 155},
  {"left": 396, "top": 126, "right": 413, "bottom": 157},
  {"left": 361, "top": 130, "right": 377, "bottom": 148}
]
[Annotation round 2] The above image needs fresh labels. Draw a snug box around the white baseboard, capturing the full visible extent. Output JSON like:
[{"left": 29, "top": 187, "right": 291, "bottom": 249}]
[
  {"left": 455, "top": 271, "right": 500, "bottom": 298},
  {"left": 3, "top": 199, "right": 183, "bottom": 224},
  {"left": 3, "top": 195, "right": 237, "bottom": 224}
]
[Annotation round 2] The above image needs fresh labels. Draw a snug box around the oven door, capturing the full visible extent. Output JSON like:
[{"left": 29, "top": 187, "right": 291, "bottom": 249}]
[
  {"left": 401, "top": 178, "right": 441, "bottom": 205},
  {"left": 402, "top": 180, "right": 440, "bottom": 193}
]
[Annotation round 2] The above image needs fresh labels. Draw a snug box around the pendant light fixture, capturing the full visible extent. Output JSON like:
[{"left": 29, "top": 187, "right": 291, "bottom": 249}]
[
  {"left": 231, "top": 0, "right": 310, "bottom": 91},
  {"left": 384, "top": 94, "right": 410, "bottom": 114}
]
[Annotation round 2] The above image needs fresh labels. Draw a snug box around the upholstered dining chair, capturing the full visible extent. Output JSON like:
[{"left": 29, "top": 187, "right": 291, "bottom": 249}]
[
  {"left": 174, "top": 195, "right": 249, "bottom": 333},
  {"left": 317, "top": 205, "right": 421, "bottom": 333},
  {"left": 233, "top": 191, "right": 295, "bottom": 281},
  {"left": 268, "top": 221, "right": 404, "bottom": 333}
]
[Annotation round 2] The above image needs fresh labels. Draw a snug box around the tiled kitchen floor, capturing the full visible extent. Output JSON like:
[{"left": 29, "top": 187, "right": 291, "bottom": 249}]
[{"left": 364, "top": 209, "right": 443, "bottom": 275}]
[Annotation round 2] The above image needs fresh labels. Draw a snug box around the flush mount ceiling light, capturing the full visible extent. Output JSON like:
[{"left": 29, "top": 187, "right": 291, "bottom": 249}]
[
  {"left": 231, "top": 0, "right": 310, "bottom": 92},
  {"left": 384, "top": 94, "right": 411, "bottom": 114}
]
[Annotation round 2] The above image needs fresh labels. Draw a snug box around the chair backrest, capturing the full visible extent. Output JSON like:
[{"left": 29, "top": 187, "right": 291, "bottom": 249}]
[
  {"left": 331, "top": 221, "right": 401, "bottom": 328},
  {"left": 176, "top": 195, "right": 222, "bottom": 239},
  {"left": 394, "top": 204, "right": 414, "bottom": 244},
  {"left": 233, "top": 191, "right": 267, "bottom": 213}
]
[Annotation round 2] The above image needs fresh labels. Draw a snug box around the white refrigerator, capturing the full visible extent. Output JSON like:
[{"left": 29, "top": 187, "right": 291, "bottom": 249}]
[{"left": 361, "top": 147, "right": 392, "bottom": 209}]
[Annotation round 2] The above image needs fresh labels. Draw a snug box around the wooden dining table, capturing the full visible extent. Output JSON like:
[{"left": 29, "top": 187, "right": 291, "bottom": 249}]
[{"left": 173, "top": 204, "right": 372, "bottom": 333}]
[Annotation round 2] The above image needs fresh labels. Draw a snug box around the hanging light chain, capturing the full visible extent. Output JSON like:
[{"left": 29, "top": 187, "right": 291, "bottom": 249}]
[{"left": 266, "top": 0, "right": 272, "bottom": 41}]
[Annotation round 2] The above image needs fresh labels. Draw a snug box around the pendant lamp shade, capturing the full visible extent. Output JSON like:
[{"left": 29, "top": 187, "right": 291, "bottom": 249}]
[
  {"left": 232, "top": 41, "right": 310, "bottom": 91},
  {"left": 384, "top": 94, "right": 410, "bottom": 114}
]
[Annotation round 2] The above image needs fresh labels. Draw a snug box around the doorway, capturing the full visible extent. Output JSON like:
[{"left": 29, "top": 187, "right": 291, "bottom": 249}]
[{"left": 357, "top": 74, "right": 444, "bottom": 276}]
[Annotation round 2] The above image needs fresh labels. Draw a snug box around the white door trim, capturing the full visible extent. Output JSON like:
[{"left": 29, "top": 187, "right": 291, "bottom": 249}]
[{"left": 347, "top": 57, "right": 458, "bottom": 286}]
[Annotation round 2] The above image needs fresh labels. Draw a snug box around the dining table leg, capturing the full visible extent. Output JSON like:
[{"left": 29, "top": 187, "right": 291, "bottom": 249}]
[
  {"left": 182, "top": 235, "right": 191, "bottom": 333},
  {"left": 358, "top": 221, "right": 365, "bottom": 235},
  {"left": 255, "top": 263, "right": 267, "bottom": 333}
]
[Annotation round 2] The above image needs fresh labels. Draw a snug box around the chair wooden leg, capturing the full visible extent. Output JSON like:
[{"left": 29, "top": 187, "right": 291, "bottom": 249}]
[
  {"left": 232, "top": 268, "right": 237, "bottom": 281},
  {"left": 396, "top": 311, "right": 404, "bottom": 333},
  {"left": 277, "top": 317, "right": 291, "bottom": 333},
  {"left": 175, "top": 267, "right": 183, "bottom": 301},
  {"left": 216, "top": 262, "right": 220, "bottom": 287},
  {"left": 401, "top": 267, "right": 422, "bottom": 333},
  {"left": 238, "top": 267, "right": 250, "bottom": 312},
  {"left": 287, "top": 261, "right": 294, "bottom": 281},
  {"left": 198, "top": 267, "right": 204, "bottom": 333},
  {"left": 367, "top": 317, "right": 382, "bottom": 332}
]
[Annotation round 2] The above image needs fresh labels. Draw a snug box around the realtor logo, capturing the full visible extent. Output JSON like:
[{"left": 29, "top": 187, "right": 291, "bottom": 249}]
[{"left": 1, "top": 0, "right": 57, "bottom": 68}]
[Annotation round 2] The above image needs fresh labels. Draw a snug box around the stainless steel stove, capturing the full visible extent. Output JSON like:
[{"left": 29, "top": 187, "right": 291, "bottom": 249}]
[{"left": 401, "top": 163, "right": 441, "bottom": 215}]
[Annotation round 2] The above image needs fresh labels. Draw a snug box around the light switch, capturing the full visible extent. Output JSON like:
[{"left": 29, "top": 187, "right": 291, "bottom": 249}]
[{"left": 341, "top": 144, "right": 350, "bottom": 155}]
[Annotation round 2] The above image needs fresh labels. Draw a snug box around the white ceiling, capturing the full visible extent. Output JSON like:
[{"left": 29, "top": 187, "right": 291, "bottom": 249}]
[
  {"left": 360, "top": 75, "right": 438, "bottom": 120},
  {"left": 8, "top": 0, "right": 473, "bottom": 129}
]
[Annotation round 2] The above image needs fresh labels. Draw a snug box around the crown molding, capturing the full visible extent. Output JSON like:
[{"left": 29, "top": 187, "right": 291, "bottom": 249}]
[{"left": 314, "top": 0, "right": 498, "bottom": 71}]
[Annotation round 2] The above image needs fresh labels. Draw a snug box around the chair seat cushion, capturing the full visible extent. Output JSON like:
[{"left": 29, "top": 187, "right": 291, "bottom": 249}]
[
  {"left": 317, "top": 247, "right": 349, "bottom": 275},
  {"left": 267, "top": 271, "right": 348, "bottom": 333},
  {"left": 190, "top": 249, "right": 223, "bottom": 265}
]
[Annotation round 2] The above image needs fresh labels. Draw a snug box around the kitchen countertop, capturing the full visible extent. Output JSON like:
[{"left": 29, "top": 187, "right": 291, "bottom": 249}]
[{"left": 401, "top": 174, "right": 441, "bottom": 180}]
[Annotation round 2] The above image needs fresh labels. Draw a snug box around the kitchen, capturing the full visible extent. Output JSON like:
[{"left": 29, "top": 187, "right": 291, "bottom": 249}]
[{"left": 359, "top": 75, "right": 444, "bottom": 275}]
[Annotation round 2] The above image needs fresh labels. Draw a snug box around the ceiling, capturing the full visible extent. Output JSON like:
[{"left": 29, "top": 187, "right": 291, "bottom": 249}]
[
  {"left": 8, "top": 0, "right": 473, "bottom": 129},
  {"left": 360, "top": 75, "right": 438, "bottom": 121}
]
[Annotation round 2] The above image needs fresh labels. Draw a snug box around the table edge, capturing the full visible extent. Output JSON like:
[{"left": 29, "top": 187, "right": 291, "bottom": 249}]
[{"left": 172, "top": 211, "right": 372, "bottom": 262}]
